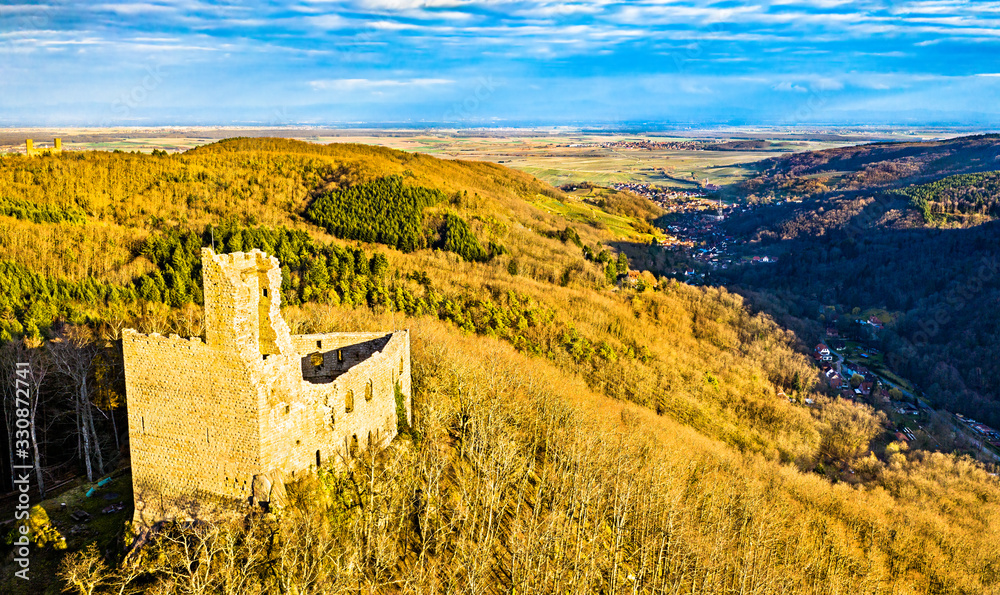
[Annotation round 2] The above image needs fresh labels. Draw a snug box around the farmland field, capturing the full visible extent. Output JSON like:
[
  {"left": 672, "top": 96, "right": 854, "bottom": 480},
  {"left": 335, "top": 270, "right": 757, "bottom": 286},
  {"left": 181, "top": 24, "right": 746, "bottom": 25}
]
[{"left": 0, "top": 127, "right": 939, "bottom": 189}]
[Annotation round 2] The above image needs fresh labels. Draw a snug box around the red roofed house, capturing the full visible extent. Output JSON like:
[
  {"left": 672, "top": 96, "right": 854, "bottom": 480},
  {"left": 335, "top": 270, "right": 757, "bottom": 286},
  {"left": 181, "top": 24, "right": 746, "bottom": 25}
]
[
  {"left": 825, "top": 369, "right": 843, "bottom": 389},
  {"left": 814, "top": 343, "right": 832, "bottom": 362}
]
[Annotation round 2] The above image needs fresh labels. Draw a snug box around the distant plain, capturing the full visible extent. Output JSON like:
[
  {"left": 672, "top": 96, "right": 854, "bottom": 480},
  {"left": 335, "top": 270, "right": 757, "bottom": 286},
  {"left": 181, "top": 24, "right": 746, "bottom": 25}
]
[{"left": 0, "top": 127, "right": 966, "bottom": 188}]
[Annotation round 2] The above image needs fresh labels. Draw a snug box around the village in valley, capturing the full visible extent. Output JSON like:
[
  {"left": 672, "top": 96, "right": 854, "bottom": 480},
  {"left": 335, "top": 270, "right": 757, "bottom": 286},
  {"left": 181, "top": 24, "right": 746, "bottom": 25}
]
[
  {"left": 811, "top": 314, "right": 1000, "bottom": 462},
  {"left": 612, "top": 182, "right": 777, "bottom": 283},
  {"left": 612, "top": 179, "right": 1000, "bottom": 464}
]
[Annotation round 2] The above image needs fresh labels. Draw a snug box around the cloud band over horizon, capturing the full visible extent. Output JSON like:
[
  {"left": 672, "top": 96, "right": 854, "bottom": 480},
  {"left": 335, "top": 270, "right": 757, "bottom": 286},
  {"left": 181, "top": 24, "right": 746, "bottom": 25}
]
[{"left": 2, "top": 0, "right": 1000, "bottom": 126}]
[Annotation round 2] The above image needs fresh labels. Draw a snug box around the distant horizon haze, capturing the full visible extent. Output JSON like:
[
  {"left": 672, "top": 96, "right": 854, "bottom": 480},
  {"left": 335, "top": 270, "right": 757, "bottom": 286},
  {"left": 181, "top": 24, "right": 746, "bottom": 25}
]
[{"left": 2, "top": 1, "right": 1000, "bottom": 127}]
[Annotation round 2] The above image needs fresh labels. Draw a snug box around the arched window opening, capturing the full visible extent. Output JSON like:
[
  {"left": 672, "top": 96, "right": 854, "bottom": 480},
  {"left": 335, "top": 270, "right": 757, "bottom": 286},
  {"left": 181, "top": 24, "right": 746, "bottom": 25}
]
[{"left": 345, "top": 390, "right": 354, "bottom": 413}]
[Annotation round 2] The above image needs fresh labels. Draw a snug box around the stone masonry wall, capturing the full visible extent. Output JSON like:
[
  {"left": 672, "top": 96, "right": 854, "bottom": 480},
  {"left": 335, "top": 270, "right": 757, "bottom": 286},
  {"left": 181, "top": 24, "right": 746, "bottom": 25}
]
[
  {"left": 123, "top": 248, "right": 412, "bottom": 525},
  {"left": 259, "top": 331, "right": 411, "bottom": 477},
  {"left": 294, "top": 333, "right": 391, "bottom": 383},
  {"left": 122, "top": 331, "right": 261, "bottom": 525}
]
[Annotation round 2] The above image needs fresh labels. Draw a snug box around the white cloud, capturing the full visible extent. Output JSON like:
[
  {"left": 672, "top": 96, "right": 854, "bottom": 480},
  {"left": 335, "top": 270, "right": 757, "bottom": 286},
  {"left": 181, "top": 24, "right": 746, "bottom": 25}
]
[
  {"left": 774, "top": 81, "right": 809, "bottom": 92},
  {"left": 301, "top": 14, "right": 350, "bottom": 30},
  {"left": 309, "top": 77, "right": 455, "bottom": 91},
  {"left": 812, "top": 77, "right": 844, "bottom": 91},
  {"left": 92, "top": 3, "right": 178, "bottom": 16},
  {"left": 355, "top": 0, "right": 472, "bottom": 9}
]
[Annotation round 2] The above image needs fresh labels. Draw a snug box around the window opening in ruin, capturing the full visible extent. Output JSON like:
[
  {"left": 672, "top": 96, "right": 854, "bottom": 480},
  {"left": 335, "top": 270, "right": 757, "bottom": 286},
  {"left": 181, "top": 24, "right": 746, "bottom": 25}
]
[
  {"left": 367, "top": 431, "right": 372, "bottom": 448},
  {"left": 317, "top": 340, "right": 322, "bottom": 349},
  {"left": 365, "top": 381, "right": 373, "bottom": 401},
  {"left": 285, "top": 404, "right": 290, "bottom": 415},
  {"left": 310, "top": 352, "right": 324, "bottom": 369},
  {"left": 206, "top": 428, "right": 210, "bottom": 443},
  {"left": 350, "top": 434, "right": 359, "bottom": 457},
  {"left": 330, "top": 413, "right": 335, "bottom": 428},
  {"left": 316, "top": 450, "right": 321, "bottom": 467},
  {"left": 338, "top": 349, "right": 344, "bottom": 363},
  {"left": 296, "top": 439, "right": 301, "bottom": 446},
  {"left": 262, "top": 287, "right": 268, "bottom": 297},
  {"left": 345, "top": 390, "right": 354, "bottom": 413},
  {"left": 400, "top": 357, "right": 404, "bottom": 375},
  {"left": 141, "top": 417, "right": 145, "bottom": 434}
]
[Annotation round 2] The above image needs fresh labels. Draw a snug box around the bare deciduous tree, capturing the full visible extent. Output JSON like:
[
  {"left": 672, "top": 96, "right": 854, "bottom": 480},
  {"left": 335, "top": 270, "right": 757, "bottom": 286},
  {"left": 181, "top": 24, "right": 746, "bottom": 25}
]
[
  {"left": 49, "top": 326, "right": 104, "bottom": 482},
  {"left": 0, "top": 337, "right": 53, "bottom": 496}
]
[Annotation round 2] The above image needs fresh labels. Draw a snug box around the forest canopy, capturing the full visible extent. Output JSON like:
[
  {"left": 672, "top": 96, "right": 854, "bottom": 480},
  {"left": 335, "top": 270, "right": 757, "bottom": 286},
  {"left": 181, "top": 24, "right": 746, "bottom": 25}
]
[
  {"left": 3, "top": 139, "right": 1000, "bottom": 594},
  {"left": 305, "top": 175, "right": 444, "bottom": 252},
  {"left": 894, "top": 170, "right": 1000, "bottom": 222}
]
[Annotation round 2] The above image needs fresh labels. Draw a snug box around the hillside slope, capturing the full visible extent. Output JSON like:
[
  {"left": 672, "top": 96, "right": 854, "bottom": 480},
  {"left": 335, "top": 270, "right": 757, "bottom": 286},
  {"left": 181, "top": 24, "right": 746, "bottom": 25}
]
[
  {"left": 742, "top": 133, "right": 1000, "bottom": 200},
  {"left": 713, "top": 135, "right": 1000, "bottom": 429},
  {"left": 1, "top": 139, "right": 999, "bottom": 594}
]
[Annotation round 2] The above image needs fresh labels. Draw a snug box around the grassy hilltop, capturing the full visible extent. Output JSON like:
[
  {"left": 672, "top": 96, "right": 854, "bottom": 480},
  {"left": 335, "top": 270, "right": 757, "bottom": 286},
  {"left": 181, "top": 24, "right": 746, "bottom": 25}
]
[{"left": 1, "top": 138, "right": 999, "bottom": 594}]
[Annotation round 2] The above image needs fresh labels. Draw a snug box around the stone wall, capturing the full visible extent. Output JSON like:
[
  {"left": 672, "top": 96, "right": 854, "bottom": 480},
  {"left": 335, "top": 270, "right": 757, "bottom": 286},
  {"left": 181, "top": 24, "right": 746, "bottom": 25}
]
[
  {"left": 294, "top": 333, "right": 391, "bottom": 383},
  {"left": 122, "top": 331, "right": 261, "bottom": 524},
  {"left": 203, "top": 249, "right": 291, "bottom": 359},
  {"left": 258, "top": 330, "right": 411, "bottom": 477},
  {"left": 123, "top": 248, "right": 412, "bottom": 525}
]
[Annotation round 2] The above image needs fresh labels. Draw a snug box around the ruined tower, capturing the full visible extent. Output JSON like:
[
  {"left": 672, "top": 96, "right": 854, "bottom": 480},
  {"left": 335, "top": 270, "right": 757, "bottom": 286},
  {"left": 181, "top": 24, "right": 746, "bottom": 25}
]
[
  {"left": 122, "top": 249, "right": 412, "bottom": 525},
  {"left": 25, "top": 138, "right": 62, "bottom": 156}
]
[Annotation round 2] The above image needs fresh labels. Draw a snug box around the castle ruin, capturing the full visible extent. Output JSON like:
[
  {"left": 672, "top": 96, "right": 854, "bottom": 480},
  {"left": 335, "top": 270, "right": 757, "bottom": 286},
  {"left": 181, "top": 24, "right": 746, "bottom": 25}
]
[
  {"left": 25, "top": 138, "right": 62, "bottom": 156},
  {"left": 122, "top": 248, "right": 411, "bottom": 525}
]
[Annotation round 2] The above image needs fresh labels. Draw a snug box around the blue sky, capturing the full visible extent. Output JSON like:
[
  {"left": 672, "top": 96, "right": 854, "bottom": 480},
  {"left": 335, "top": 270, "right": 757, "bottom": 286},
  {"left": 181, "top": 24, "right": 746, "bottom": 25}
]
[{"left": 2, "top": 0, "right": 1000, "bottom": 126}]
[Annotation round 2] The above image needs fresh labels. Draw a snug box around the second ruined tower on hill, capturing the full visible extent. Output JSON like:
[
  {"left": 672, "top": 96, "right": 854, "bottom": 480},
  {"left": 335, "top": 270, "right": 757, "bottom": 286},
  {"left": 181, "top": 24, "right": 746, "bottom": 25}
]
[{"left": 122, "top": 248, "right": 412, "bottom": 525}]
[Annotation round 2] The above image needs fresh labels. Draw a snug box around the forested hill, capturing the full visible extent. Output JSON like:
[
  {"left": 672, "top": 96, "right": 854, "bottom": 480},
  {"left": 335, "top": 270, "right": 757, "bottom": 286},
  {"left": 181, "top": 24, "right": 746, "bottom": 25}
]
[
  {"left": 2, "top": 139, "right": 1000, "bottom": 593},
  {"left": 739, "top": 133, "right": 1000, "bottom": 203},
  {"left": 0, "top": 137, "right": 562, "bottom": 230},
  {"left": 716, "top": 133, "right": 1000, "bottom": 431}
]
